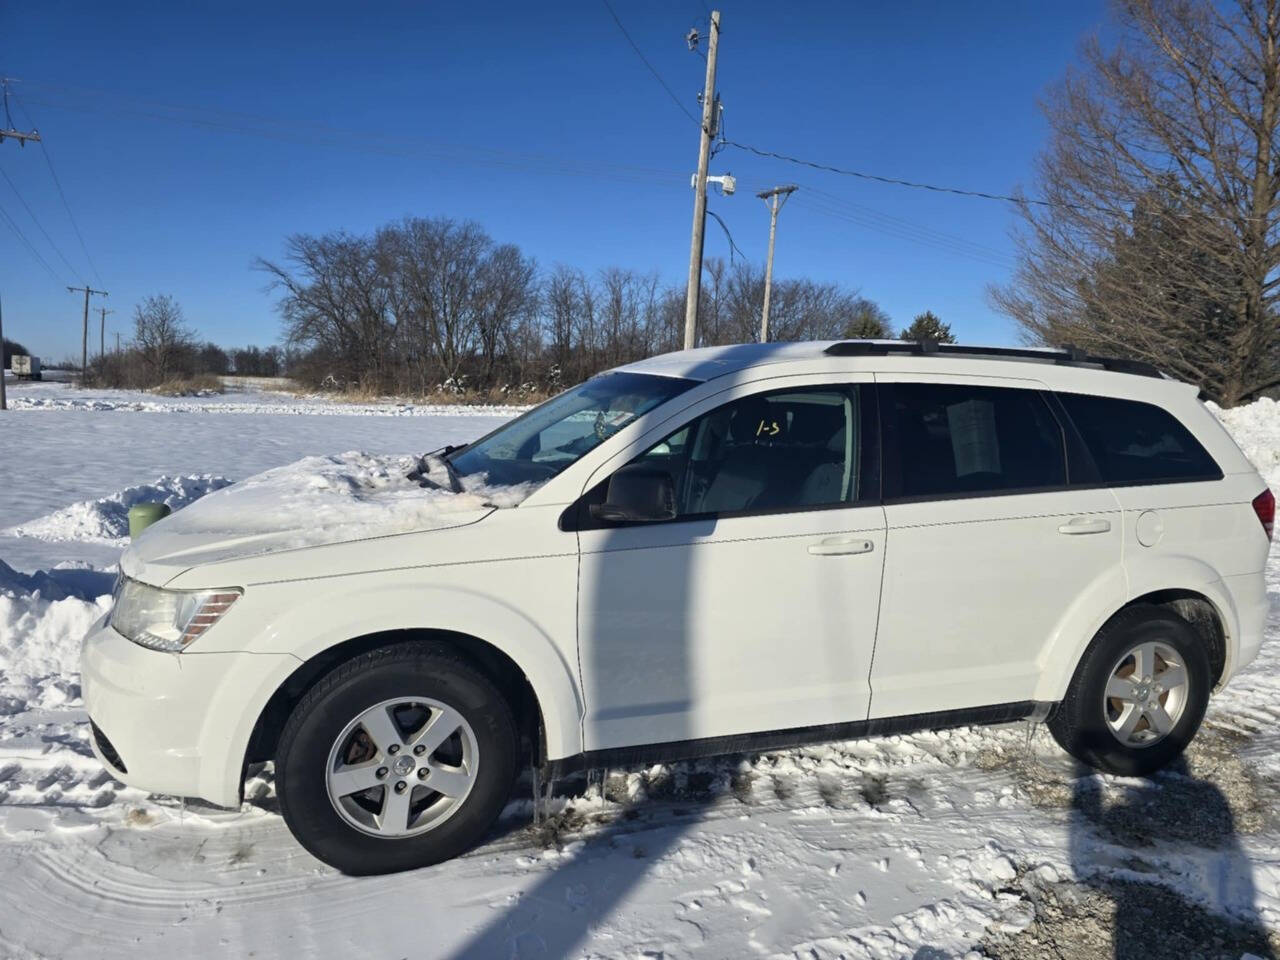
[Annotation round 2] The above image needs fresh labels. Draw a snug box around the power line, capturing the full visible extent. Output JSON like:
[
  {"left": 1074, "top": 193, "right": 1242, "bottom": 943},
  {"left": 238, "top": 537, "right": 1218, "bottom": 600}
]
[
  {"left": 723, "top": 139, "right": 1054, "bottom": 208},
  {"left": 18, "top": 85, "right": 685, "bottom": 191},
  {"left": 10, "top": 92, "right": 103, "bottom": 284},
  {"left": 581, "top": 20, "right": 1249, "bottom": 228},
  {"left": 0, "top": 162, "right": 85, "bottom": 282},
  {"left": 801, "top": 184, "right": 1015, "bottom": 260},
  {"left": 793, "top": 197, "right": 1017, "bottom": 270},
  {"left": 600, "top": 0, "right": 701, "bottom": 128},
  {"left": 0, "top": 198, "right": 65, "bottom": 284},
  {"left": 784, "top": 187, "right": 1018, "bottom": 269},
  {"left": 724, "top": 138, "right": 1272, "bottom": 226},
  {"left": 705, "top": 208, "right": 744, "bottom": 262}
]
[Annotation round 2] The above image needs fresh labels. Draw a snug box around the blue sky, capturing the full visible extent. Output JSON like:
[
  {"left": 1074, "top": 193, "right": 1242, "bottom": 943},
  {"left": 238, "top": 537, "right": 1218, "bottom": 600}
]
[{"left": 0, "top": 1, "right": 1107, "bottom": 361}]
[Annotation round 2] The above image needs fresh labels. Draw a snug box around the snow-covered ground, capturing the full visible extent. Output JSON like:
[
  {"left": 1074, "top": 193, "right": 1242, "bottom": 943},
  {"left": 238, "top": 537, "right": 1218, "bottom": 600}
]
[
  {"left": 4, "top": 377, "right": 529, "bottom": 418},
  {"left": 1, "top": 378, "right": 1278, "bottom": 959}
]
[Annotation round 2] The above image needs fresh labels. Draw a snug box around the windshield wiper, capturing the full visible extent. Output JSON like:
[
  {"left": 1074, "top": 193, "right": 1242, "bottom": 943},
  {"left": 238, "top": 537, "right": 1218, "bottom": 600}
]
[
  {"left": 439, "top": 452, "right": 463, "bottom": 493},
  {"left": 408, "top": 447, "right": 463, "bottom": 493}
]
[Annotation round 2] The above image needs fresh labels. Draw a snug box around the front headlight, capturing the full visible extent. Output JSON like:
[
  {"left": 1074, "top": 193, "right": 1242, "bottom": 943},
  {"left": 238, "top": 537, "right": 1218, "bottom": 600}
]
[{"left": 109, "top": 577, "right": 241, "bottom": 652}]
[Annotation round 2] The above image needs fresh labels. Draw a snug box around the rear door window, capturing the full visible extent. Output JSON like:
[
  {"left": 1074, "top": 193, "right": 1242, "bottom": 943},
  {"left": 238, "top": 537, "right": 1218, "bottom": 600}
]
[
  {"left": 882, "top": 382, "right": 1067, "bottom": 500},
  {"left": 1056, "top": 392, "right": 1222, "bottom": 485}
]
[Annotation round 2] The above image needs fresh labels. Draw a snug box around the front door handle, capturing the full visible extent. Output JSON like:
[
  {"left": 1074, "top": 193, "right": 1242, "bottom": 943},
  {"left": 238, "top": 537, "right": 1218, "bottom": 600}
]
[
  {"left": 808, "top": 536, "right": 875, "bottom": 556},
  {"left": 1058, "top": 517, "right": 1111, "bottom": 535}
]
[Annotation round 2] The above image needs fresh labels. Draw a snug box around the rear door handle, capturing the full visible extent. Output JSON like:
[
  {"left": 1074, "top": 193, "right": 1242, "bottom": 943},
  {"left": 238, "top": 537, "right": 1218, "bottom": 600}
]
[
  {"left": 1058, "top": 517, "right": 1111, "bottom": 535},
  {"left": 808, "top": 536, "right": 875, "bottom": 556}
]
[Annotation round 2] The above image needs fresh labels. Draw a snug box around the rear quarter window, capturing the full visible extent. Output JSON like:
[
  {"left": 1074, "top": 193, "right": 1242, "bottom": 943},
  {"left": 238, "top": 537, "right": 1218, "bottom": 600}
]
[{"left": 1056, "top": 392, "right": 1222, "bottom": 485}]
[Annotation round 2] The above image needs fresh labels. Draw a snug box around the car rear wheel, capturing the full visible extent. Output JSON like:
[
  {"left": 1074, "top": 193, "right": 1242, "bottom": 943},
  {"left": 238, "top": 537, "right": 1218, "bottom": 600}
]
[
  {"left": 1048, "top": 603, "right": 1210, "bottom": 777},
  {"left": 275, "top": 643, "right": 518, "bottom": 874}
]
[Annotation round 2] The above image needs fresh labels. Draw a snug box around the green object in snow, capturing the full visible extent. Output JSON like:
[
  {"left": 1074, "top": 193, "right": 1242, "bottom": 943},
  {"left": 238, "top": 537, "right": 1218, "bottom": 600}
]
[{"left": 128, "top": 502, "right": 171, "bottom": 539}]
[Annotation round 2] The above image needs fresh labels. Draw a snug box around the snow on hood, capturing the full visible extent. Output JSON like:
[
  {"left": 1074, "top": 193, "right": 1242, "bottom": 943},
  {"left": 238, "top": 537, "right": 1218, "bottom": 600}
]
[{"left": 139, "top": 450, "right": 542, "bottom": 553}]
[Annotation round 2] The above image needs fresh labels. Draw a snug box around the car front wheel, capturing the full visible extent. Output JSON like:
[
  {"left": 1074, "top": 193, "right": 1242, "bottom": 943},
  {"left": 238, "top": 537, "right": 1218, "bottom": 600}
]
[
  {"left": 275, "top": 643, "right": 519, "bottom": 874},
  {"left": 1048, "top": 603, "right": 1211, "bottom": 777}
]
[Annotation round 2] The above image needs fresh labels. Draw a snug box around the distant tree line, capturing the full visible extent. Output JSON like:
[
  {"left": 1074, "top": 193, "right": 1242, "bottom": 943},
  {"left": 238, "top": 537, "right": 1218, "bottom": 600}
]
[
  {"left": 256, "top": 215, "right": 933, "bottom": 397},
  {"left": 71, "top": 222, "right": 955, "bottom": 398},
  {"left": 87, "top": 294, "right": 283, "bottom": 391}
]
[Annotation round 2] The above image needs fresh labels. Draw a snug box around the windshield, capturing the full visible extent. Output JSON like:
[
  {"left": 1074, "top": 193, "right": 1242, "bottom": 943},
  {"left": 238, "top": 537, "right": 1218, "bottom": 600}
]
[{"left": 448, "top": 372, "right": 695, "bottom": 487}]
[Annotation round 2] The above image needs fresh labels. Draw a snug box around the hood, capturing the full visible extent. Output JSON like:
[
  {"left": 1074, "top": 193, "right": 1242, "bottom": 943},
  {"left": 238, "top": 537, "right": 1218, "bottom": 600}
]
[{"left": 119, "top": 451, "right": 540, "bottom": 585}]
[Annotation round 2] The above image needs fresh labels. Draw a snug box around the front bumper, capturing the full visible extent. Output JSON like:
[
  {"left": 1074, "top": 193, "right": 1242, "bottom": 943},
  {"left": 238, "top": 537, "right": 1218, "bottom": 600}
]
[{"left": 81, "top": 615, "right": 300, "bottom": 807}]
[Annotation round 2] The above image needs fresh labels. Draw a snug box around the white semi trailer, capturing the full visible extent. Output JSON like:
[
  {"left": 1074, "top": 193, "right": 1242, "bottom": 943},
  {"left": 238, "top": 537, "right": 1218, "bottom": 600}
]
[{"left": 11, "top": 355, "right": 41, "bottom": 380}]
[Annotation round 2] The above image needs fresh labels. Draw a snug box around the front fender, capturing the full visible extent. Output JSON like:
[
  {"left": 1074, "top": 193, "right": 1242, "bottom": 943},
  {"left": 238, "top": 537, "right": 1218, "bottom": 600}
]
[{"left": 202, "top": 574, "right": 584, "bottom": 799}]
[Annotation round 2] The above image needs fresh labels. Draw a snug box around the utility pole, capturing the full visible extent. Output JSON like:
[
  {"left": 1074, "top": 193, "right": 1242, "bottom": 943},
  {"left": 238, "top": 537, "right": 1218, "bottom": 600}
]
[
  {"left": 115, "top": 330, "right": 121, "bottom": 354},
  {"left": 0, "top": 79, "right": 40, "bottom": 412},
  {"left": 683, "top": 10, "right": 721, "bottom": 351},
  {"left": 97, "top": 306, "right": 113, "bottom": 358},
  {"left": 756, "top": 185, "right": 798, "bottom": 343},
  {"left": 0, "top": 79, "right": 40, "bottom": 147},
  {"left": 0, "top": 295, "right": 7, "bottom": 411},
  {"left": 68, "top": 285, "right": 107, "bottom": 378}
]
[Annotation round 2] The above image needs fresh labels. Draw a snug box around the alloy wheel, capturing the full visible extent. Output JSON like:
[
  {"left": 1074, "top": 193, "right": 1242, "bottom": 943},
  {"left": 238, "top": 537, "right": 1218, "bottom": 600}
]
[
  {"left": 1101, "top": 640, "right": 1190, "bottom": 749},
  {"left": 325, "top": 696, "right": 479, "bottom": 837}
]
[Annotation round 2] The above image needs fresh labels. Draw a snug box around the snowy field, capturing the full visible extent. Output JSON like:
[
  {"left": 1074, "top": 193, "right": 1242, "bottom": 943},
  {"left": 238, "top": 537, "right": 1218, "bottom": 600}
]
[{"left": 1, "top": 378, "right": 1279, "bottom": 958}]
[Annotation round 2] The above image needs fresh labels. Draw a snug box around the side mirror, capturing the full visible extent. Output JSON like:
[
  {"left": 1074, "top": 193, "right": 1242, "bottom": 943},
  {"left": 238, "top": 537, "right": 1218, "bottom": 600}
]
[{"left": 589, "top": 464, "right": 677, "bottom": 523}]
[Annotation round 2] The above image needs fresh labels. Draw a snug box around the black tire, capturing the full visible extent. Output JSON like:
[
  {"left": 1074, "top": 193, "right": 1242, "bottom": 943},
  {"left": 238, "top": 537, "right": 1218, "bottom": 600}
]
[
  {"left": 1048, "top": 603, "right": 1211, "bottom": 776},
  {"left": 276, "top": 642, "right": 519, "bottom": 874}
]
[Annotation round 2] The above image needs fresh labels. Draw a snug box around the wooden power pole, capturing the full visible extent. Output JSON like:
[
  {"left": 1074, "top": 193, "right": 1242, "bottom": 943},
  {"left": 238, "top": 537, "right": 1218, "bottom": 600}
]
[
  {"left": 756, "top": 184, "right": 798, "bottom": 343},
  {"left": 683, "top": 10, "right": 721, "bottom": 351},
  {"left": 97, "top": 305, "right": 113, "bottom": 358},
  {"left": 0, "top": 79, "right": 39, "bottom": 148},
  {"left": 68, "top": 285, "right": 107, "bottom": 378},
  {"left": 0, "top": 78, "right": 41, "bottom": 411},
  {"left": 0, "top": 294, "right": 7, "bottom": 411}
]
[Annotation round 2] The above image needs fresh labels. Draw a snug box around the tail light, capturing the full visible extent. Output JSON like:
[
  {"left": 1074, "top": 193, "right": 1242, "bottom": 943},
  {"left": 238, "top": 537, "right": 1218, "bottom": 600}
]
[{"left": 1252, "top": 488, "right": 1274, "bottom": 541}]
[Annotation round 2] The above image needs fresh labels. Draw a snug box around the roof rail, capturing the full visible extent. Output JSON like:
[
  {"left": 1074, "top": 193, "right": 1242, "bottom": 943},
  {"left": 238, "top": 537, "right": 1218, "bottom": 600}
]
[{"left": 822, "top": 340, "right": 1164, "bottom": 379}]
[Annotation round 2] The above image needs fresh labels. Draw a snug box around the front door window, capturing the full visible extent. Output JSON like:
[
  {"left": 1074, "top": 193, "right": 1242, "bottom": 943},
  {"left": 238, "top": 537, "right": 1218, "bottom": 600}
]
[{"left": 629, "top": 386, "right": 865, "bottom": 518}]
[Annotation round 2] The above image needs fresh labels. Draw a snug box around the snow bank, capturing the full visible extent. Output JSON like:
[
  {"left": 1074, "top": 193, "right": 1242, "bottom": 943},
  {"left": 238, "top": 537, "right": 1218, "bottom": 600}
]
[
  {"left": 151, "top": 451, "right": 541, "bottom": 548},
  {"left": 1211, "top": 396, "right": 1280, "bottom": 487},
  {"left": 0, "top": 561, "right": 111, "bottom": 707},
  {"left": 6, "top": 475, "right": 233, "bottom": 544}
]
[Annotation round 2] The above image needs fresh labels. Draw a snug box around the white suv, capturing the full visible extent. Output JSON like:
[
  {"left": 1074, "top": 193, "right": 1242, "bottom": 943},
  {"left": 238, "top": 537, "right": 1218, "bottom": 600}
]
[{"left": 81, "top": 341, "right": 1273, "bottom": 874}]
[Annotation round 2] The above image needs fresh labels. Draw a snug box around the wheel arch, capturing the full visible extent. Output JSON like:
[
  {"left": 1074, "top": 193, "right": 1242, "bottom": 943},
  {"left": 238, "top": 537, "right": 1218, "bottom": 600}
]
[
  {"left": 244, "top": 628, "right": 551, "bottom": 775},
  {"left": 1035, "top": 559, "right": 1239, "bottom": 702},
  {"left": 1122, "top": 589, "right": 1228, "bottom": 688}
]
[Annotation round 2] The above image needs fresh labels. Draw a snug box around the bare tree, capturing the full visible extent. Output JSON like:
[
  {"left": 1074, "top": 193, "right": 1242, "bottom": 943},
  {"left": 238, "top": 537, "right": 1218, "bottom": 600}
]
[
  {"left": 132, "top": 294, "right": 196, "bottom": 381},
  {"left": 991, "top": 0, "right": 1280, "bottom": 405},
  {"left": 545, "top": 264, "right": 582, "bottom": 382},
  {"left": 476, "top": 243, "right": 538, "bottom": 384},
  {"left": 393, "top": 217, "right": 491, "bottom": 390},
  {"left": 257, "top": 232, "right": 396, "bottom": 389}
]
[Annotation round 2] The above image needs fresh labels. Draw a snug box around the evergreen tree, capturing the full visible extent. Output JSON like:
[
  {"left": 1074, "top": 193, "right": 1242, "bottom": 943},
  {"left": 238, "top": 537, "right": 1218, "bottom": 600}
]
[
  {"left": 840, "top": 298, "right": 892, "bottom": 339},
  {"left": 899, "top": 311, "right": 955, "bottom": 343}
]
